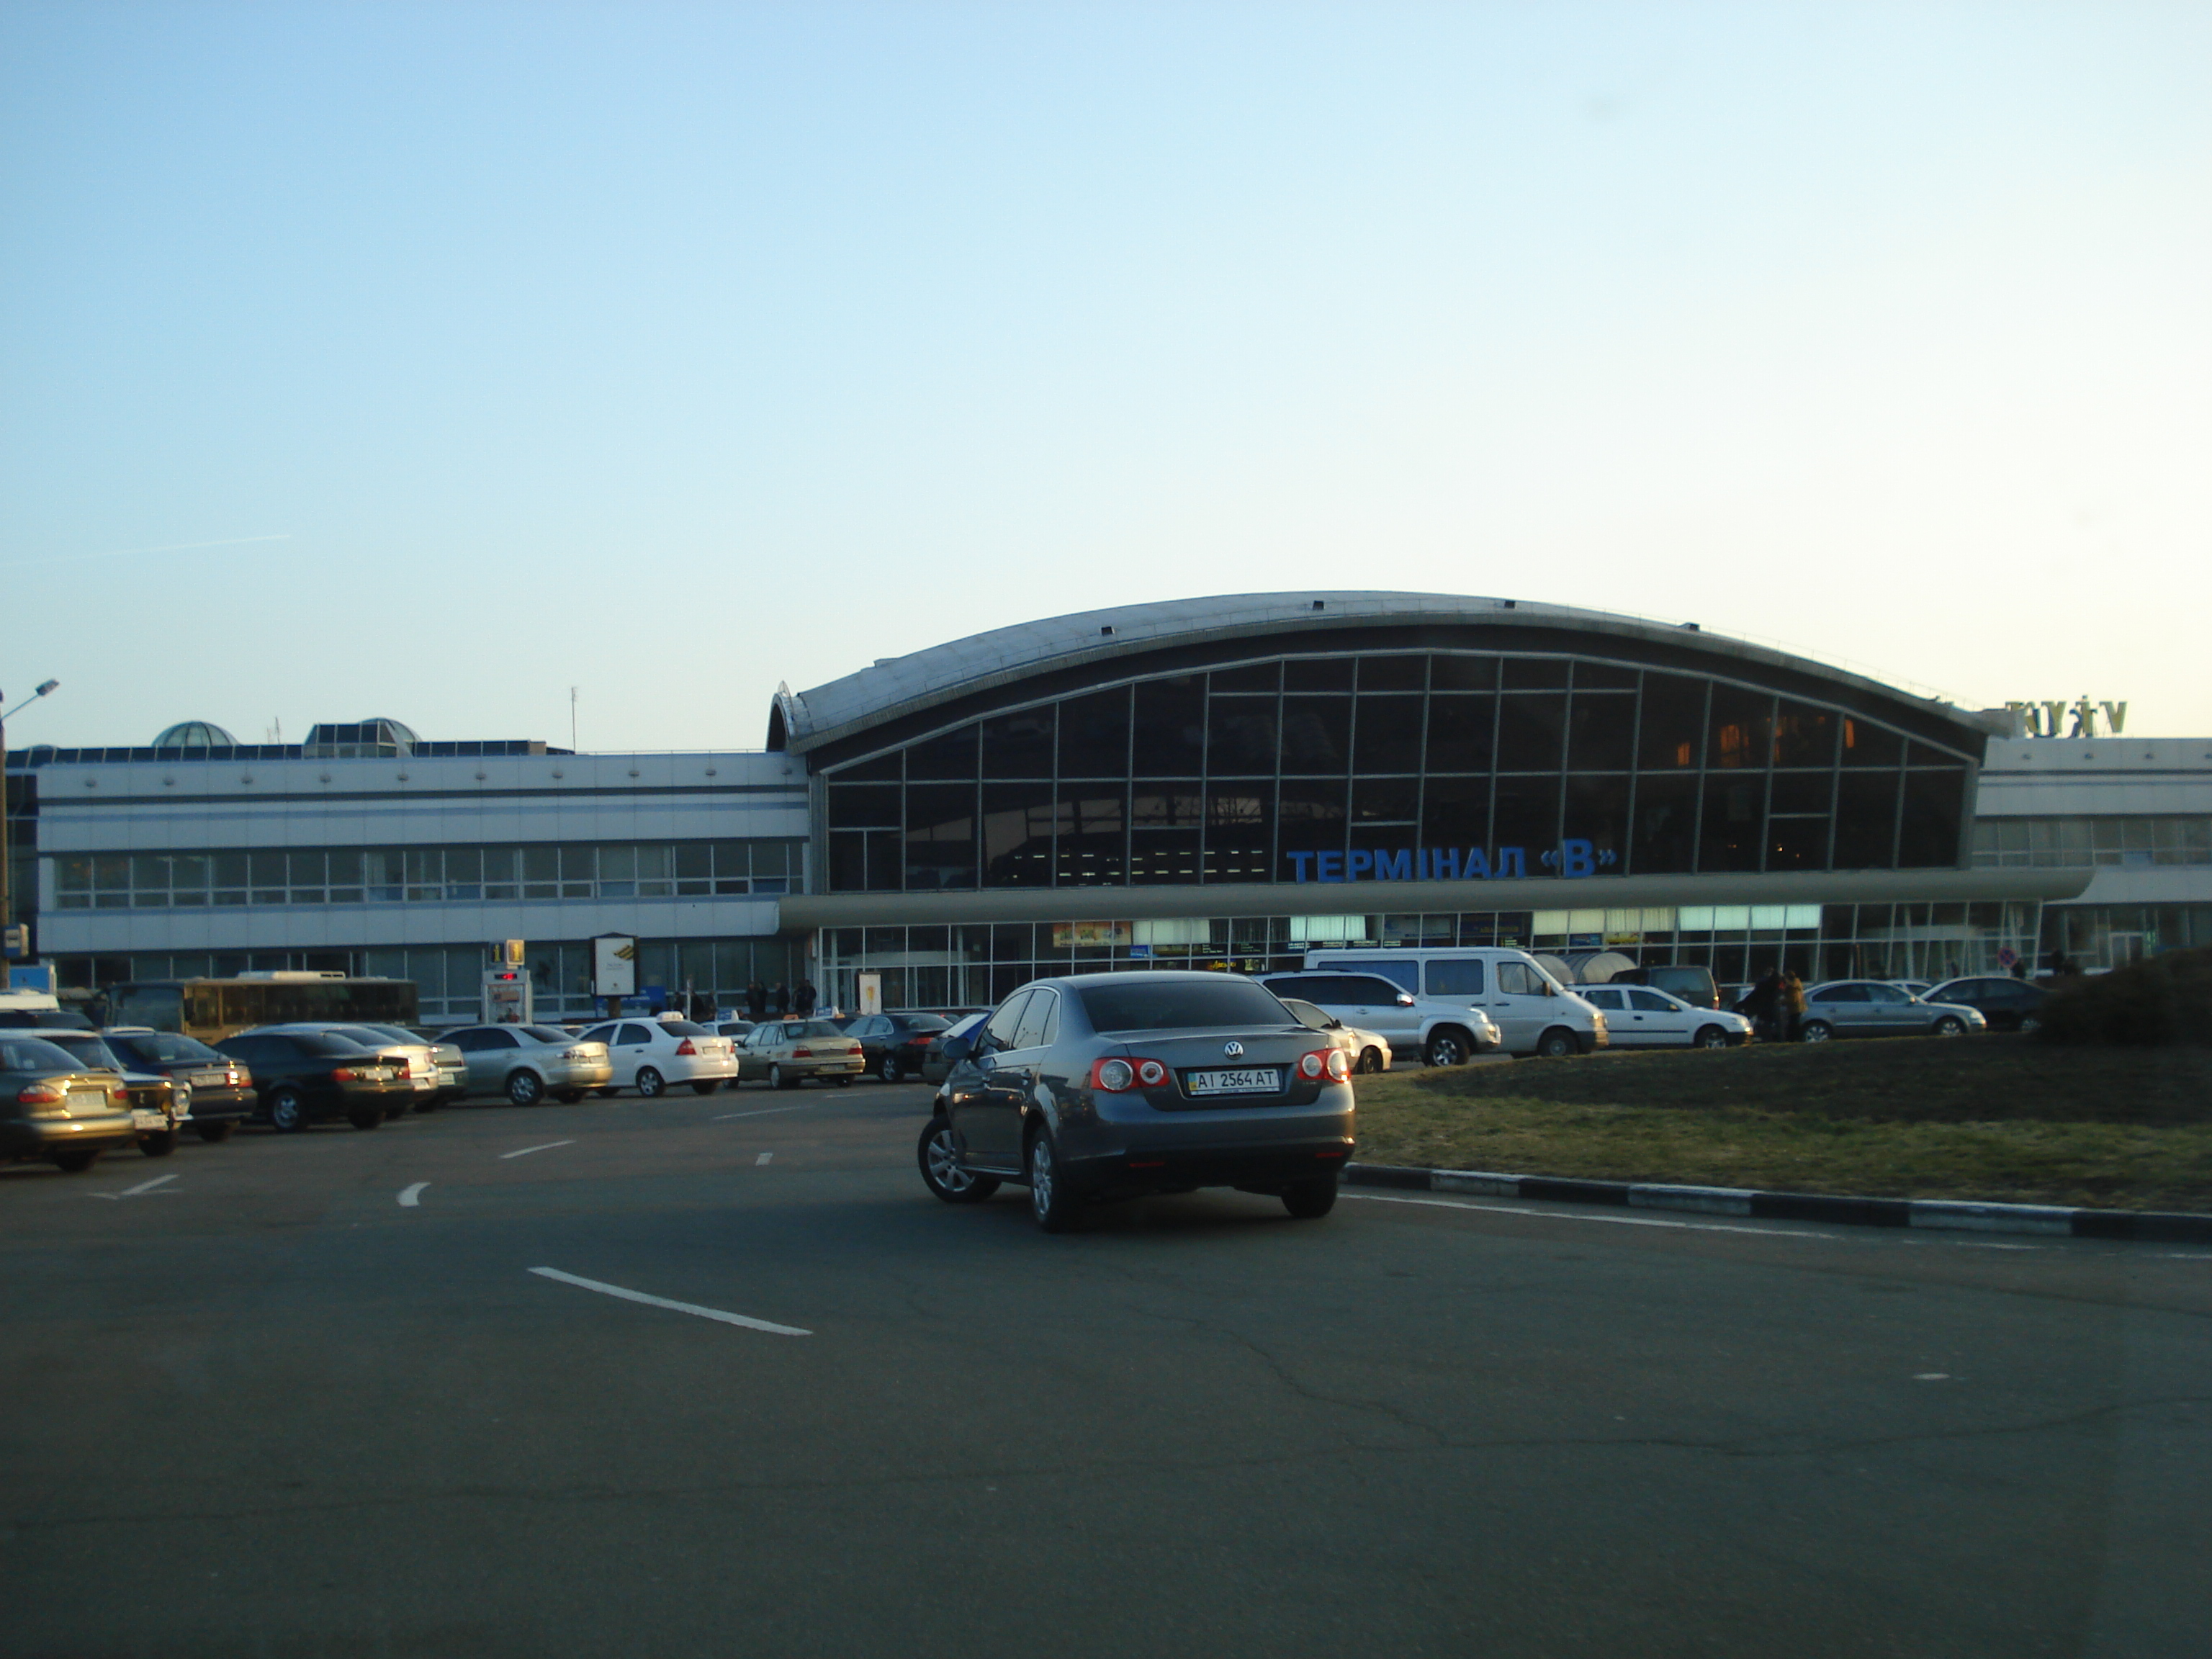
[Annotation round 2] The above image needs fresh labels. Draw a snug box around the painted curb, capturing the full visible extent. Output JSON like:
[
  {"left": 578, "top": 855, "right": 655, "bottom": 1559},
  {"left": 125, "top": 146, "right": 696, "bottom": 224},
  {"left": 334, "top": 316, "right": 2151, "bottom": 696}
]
[{"left": 1343, "top": 1163, "right": 2212, "bottom": 1244}]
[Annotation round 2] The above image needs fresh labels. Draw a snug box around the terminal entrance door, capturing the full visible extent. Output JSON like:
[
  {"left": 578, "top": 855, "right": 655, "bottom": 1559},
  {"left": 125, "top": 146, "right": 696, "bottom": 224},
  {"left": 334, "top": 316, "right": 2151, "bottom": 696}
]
[{"left": 2108, "top": 932, "right": 2146, "bottom": 969}]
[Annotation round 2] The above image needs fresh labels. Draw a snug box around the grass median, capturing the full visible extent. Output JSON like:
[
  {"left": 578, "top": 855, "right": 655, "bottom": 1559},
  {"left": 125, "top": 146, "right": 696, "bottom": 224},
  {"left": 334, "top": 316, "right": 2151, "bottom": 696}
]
[{"left": 1349, "top": 1035, "right": 2212, "bottom": 1211}]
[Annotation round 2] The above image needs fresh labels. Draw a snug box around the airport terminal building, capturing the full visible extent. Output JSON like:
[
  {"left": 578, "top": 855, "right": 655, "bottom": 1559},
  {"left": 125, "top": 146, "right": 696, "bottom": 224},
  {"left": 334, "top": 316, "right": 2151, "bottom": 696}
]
[{"left": 9, "top": 593, "right": 2208, "bottom": 1020}]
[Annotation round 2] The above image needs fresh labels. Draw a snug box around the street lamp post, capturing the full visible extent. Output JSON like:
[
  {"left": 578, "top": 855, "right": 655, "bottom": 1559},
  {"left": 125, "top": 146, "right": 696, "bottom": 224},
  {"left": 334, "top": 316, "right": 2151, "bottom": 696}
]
[{"left": 1, "top": 679, "right": 60, "bottom": 961}]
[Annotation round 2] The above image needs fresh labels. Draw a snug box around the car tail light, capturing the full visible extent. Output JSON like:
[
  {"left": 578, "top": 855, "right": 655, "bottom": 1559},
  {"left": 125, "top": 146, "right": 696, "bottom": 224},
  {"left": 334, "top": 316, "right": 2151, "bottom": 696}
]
[
  {"left": 792, "top": 1048, "right": 813, "bottom": 1058},
  {"left": 226, "top": 1068, "right": 240, "bottom": 1085},
  {"left": 675, "top": 1038, "right": 696, "bottom": 1056},
  {"left": 1298, "top": 1049, "right": 1350, "bottom": 1080},
  {"left": 1089, "top": 1056, "right": 1169, "bottom": 1092},
  {"left": 110, "top": 1084, "right": 130, "bottom": 1101},
  {"left": 332, "top": 1067, "right": 359, "bottom": 1082},
  {"left": 17, "top": 1082, "right": 66, "bottom": 1109}
]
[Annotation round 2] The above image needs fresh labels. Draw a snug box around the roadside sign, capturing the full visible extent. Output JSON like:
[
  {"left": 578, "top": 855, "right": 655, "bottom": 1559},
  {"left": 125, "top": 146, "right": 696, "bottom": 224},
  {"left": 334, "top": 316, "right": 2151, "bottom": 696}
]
[
  {"left": 858, "top": 972, "right": 883, "bottom": 1016},
  {"left": 1997, "top": 947, "right": 2018, "bottom": 968},
  {"left": 592, "top": 934, "right": 637, "bottom": 997}
]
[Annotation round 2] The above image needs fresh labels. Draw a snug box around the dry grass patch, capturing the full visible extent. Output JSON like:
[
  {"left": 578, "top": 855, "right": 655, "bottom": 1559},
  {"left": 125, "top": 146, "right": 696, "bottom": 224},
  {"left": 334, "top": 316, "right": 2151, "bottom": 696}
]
[{"left": 1351, "top": 1035, "right": 2212, "bottom": 1211}]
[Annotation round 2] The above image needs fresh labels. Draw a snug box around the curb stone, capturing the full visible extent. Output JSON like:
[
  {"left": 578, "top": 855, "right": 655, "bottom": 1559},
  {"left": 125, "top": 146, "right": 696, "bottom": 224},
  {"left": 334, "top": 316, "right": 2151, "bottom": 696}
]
[{"left": 1343, "top": 1163, "right": 2212, "bottom": 1244}]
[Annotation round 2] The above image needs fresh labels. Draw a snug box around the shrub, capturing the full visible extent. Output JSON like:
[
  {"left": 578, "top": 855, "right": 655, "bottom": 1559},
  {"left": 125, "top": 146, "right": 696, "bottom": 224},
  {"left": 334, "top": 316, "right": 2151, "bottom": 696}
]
[{"left": 2036, "top": 947, "right": 2212, "bottom": 1047}]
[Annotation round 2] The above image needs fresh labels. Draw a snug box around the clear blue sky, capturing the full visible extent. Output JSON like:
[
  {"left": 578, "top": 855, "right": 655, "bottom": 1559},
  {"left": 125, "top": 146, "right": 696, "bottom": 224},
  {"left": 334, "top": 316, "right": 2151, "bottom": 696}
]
[{"left": 4, "top": 2, "right": 2206, "bottom": 750}]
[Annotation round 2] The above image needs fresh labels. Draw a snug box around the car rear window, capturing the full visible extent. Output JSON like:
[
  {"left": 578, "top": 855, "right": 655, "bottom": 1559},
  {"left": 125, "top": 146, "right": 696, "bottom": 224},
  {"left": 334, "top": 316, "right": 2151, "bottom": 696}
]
[
  {"left": 794, "top": 1021, "right": 846, "bottom": 1038},
  {"left": 891, "top": 1014, "right": 951, "bottom": 1032},
  {"left": 523, "top": 1026, "right": 576, "bottom": 1044},
  {"left": 659, "top": 1021, "right": 714, "bottom": 1036},
  {"left": 112, "top": 1031, "right": 224, "bottom": 1063},
  {"left": 1078, "top": 979, "right": 1294, "bottom": 1033},
  {"left": 1, "top": 1037, "right": 83, "bottom": 1072}
]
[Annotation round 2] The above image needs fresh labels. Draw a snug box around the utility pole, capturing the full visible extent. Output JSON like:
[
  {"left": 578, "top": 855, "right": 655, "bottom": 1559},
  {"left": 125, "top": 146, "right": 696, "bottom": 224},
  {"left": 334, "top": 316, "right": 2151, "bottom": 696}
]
[
  {"left": 570, "top": 686, "right": 578, "bottom": 752},
  {"left": 0, "top": 679, "right": 61, "bottom": 961}
]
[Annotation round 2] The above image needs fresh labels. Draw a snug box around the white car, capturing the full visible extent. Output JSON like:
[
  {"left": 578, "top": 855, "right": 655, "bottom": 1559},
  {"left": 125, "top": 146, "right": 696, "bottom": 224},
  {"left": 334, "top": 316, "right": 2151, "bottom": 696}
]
[
  {"left": 1276, "top": 997, "right": 1394, "bottom": 1074},
  {"left": 573, "top": 1017, "right": 739, "bottom": 1096},
  {"left": 1576, "top": 986, "right": 1753, "bottom": 1049}
]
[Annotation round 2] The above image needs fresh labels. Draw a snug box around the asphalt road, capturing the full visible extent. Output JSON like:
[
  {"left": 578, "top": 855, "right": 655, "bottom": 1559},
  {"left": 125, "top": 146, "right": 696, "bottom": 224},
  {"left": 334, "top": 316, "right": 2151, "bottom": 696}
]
[{"left": 2, "top": 1082, "right": 2207, "bottom": 1658}]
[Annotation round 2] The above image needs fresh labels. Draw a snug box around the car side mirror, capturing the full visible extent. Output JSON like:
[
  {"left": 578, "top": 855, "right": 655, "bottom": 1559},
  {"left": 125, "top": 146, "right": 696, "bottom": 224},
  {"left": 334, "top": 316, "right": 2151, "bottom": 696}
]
[
  {"left": 1396, "top": 992, "right": 1416, "bottom": 1007},
  {"left": 940, "top": 1035, "right": 973, "bottom": 1064}
]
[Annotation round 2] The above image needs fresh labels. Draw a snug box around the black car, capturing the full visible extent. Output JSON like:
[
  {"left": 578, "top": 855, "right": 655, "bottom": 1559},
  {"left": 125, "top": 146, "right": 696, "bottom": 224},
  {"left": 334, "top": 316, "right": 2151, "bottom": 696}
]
[
  {"left": 842, "top": 1011, "right": 952, "bottom": 1082},
  {"left": 101, "top": 1027, "right": 260, "bottom": 1141},
  {"left": 215, "top": 1032, "right": 411, "bottom": 1131},
  {"left": 1925, "top": 976, "right": 2048, "bottom": 1033}
]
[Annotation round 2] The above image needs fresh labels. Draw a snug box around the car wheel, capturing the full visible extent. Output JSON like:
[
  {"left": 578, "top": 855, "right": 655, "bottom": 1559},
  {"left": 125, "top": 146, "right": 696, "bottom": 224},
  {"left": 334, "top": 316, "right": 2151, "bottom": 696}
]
[
  {"left": 192, "top": 1119, "right": 235, "bottom": 1143},
  {"left": 768, "top": 1064, "right": 795, "bottom": 1092},
  {"left": 266, "top": 1087, "right": 309, "bottom": 1133},
  {"left": 1536, "top": 1028, "right": 1578, "bottom": 1060},
  {"left": 1423, "top": 1028, "right": 1470, "bottom": 1067},
  {"left": 554, "top": 1089, "right": 585, "bottom": 1103},
  {"left": 917, "top": 1116, "right": 999, "bottom": 1204},
  {"left": 878, "top": 1055, "right": 902, "bottom": 1084},
  {"left": 138, "top": 1127, "right": 179, "bottom": 1157},
  {"left": 1694, "top": 1025, "right": 1730, "bottom": 1050},
  {"left": 2020, "top": 1015, "right": 2041, "bottom": 1035},
  {"left": 1799, "top": 1020, "right": 1833, "bottom": 1043},
  {"left": 506, "top": 1069, "right": 546, "bottom": 1107},
  {"left": 690, "top": 1080, "right": 719, "bottom": 1096},
  {"left": 1357, "top": 1047, "right": 1384, "bottom": 1074},
  {"left": 1933, "top": 1016, "right": 1966, "bottom": 1037},
  {"left": 347, "top": 1107, "right": 384, "bottom": 1130},
  {"left": 52, "top": 1148, "right": 100, "bottom": 1174},
  {"left": 1281, "top": 1170, "right": 1339, "bottom": 1220},
  {"left": 1026, "top": 1126, "right": 1081, "bottom": 1234},
  {"left": 635, "top": 1067, "right": 667, "bottom": 1098}
]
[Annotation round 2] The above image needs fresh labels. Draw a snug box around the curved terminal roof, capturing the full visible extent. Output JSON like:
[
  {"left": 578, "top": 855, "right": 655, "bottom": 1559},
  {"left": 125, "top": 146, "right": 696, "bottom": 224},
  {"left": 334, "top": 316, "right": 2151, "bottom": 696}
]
[{"left": 774, "top": 590, "right": 1981, "bottom": 757}]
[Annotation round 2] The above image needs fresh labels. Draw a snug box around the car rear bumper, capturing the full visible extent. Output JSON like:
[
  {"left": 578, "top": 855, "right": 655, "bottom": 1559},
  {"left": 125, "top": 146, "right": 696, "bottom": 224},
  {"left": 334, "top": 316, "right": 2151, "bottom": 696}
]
[
  {"left": 2, "top": 1113, "right": 140, "bottom": 1159},
  {"left": 1063, "top": 1138, "right": 1356, "bottom": 1200}
]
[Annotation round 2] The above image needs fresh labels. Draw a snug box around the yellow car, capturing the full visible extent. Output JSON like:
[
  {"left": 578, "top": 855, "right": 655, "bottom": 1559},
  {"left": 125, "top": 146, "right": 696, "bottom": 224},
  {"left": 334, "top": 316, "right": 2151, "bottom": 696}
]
[{"left": 736, "top": 1020, "right": 864, "bottom": 1089}]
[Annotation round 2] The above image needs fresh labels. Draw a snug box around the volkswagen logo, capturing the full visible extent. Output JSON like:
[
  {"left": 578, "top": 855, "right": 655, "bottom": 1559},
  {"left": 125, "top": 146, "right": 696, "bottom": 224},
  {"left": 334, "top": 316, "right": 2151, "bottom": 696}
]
[{"left": 1223, "top": 1041, "right": 1244, "bottom": 1058}]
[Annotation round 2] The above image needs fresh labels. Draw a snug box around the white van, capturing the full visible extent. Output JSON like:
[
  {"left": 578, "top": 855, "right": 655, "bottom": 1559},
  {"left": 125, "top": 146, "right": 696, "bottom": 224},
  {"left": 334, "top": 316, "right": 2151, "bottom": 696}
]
[{"left": 1297, "top": 948, "right": 1608, "bottom": 1059}]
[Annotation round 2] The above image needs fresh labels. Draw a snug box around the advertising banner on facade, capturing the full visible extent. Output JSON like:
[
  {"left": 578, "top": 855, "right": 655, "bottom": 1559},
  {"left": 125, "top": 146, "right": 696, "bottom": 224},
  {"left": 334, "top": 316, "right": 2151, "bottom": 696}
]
[
  {"left": 1051, "top": 920, "right": 1131, "bottom": 948},
  {"left": 858, "top": 972, "right": 883, "bottom": 1016},
  {"left": 592, "top": 933, "right": 637, "bottom": 997}
]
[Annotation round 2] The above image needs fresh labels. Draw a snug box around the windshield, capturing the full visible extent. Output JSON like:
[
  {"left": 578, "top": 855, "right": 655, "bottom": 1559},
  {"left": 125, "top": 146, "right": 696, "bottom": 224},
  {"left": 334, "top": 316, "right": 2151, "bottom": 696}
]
[{"left": 1077, "top": 979, "right": 1295, "bottom": 1034}]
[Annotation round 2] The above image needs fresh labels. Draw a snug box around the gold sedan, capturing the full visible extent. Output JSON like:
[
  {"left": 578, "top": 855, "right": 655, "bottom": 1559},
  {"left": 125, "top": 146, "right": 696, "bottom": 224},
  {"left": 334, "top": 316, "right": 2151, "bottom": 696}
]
[{"left": 735, "top": 1020, "right": 864, "bottom": 1089}]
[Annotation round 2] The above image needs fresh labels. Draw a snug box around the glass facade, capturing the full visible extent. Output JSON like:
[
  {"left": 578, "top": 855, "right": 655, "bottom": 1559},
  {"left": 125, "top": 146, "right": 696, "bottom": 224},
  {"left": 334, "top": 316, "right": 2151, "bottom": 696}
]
[
  {"left": 814, "top": 900, "right": 2045, "bottom": 1015},
  {"left": 1972, "top": 816, "right": 2212, "bottom": 868},
  {"left": 823, "top": 652, "right": 1974, "bottom": 894},
  {"left": 51, "top": 839, "right": 806, "bottom": 909}
]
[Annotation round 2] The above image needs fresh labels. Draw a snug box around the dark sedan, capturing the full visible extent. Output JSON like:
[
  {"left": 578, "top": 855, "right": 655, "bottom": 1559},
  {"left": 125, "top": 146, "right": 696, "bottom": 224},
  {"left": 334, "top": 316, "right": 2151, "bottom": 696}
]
[
  {"left": 215, "top": 1032, "right": 411, "bottom": 1131},
  {"left": 919, "top": 971, "right": 1355, "bottom": 1233},
  {"left": 101, "top": 1027, "right": 258, "bottom": 1141},
  {"left": 842, "top": 1011, "right": 952, "bottom": 1082},
  {"left": 1925, "top": 976, "right": 2048, "bottom": 1033}
]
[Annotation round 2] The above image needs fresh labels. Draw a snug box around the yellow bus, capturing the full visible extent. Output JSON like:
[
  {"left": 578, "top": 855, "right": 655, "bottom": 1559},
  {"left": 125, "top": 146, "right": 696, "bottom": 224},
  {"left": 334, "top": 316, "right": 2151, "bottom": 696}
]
[{"left": 95, "top": 973, "right": 420, "bottom": 1043}]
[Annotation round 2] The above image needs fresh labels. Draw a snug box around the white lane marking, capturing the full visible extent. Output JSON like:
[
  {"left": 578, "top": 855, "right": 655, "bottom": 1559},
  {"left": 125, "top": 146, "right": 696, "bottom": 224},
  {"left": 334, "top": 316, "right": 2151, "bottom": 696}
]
[
  {"left": 500, "top": 1140, "right": 575, "bottom": 1160},
  {"left": 91, "top": 1172, "right": 179, "bottom": 1200},
  {"left": 1915, "top": 1373, "right": 1952, "bottom": 1381},
  {"left": 711, "top": 1104, "right": 817, "bottom": 1122},
  {"left": 755, "top": 1152, "right": 773, "bottom": 1166},
  {"left": 397, "top": 1182, "right": 428, "bottom": 1208},
  {"left": 1342, "top": 1190, "right": 1836, "bottom": 1240},
  {"left": 2157, "top": 1253, "right": 2212, "bottom": 1262},
  {"left": 527, "top": 1267, "right": 810, "bottom": 1336}
]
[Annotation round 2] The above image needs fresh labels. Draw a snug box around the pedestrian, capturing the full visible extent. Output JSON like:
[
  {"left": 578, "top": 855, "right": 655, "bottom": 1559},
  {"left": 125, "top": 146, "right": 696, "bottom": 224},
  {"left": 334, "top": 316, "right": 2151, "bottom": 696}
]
[
  {"left": 794, "top": 977, "right": 818, "bottom": 1017},
  {"left": 1780, "top": 968, "right": 1806, "bottom": 1043},
  {"left": 745, "top": 979, "right": 768, "bottom": 1021},
  {"left": 770, "top": 979, "right": 789, "bottom": 1018},
  {"left": 1745, "top": 968, "right": 1783, "bottom": 1043}
]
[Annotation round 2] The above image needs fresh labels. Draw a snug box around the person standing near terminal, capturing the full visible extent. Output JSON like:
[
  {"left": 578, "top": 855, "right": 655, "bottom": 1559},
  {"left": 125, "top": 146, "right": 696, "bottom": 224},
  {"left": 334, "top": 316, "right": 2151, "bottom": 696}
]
[
  {"left": 1781, "top": 968, "right": 1807, "bottom": 1043},
  {"left": 1744, "top": 968, "right": 1783, "bottom": 1043},
  {"left": 770, "top": 980, "right": 789, "bottom": 1018},
  {"left": 745, "top": 979, "right": 768, "bottom": 1021},
  {"left": 794, "top": 977, "right": 818, "bottom": 1017}
]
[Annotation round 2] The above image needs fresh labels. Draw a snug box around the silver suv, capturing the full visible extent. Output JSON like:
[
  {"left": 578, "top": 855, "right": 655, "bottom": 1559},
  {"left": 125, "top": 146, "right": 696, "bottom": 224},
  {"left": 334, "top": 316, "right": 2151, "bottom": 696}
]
[{"left": 1258, "top": 971, "right": 1503, "bottom": 1066}]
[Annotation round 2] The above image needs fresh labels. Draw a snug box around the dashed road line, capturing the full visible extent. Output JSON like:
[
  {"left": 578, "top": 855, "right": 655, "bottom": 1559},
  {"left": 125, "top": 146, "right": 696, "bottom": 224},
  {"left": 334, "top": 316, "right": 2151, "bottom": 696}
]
[
  {"left": 527, "top": 1267, "right": 811, "bottom": 1336},
  {"left": 89, "top": 1172, "right": 179, "bottom": 1200},
  {"left": 397, "top": 1182, "right": 428, "bottom": 1208},
  {"left": 500, "top": 1140, "right": 575, "bottom": 1160},
  {"left": 755, "top": 1152, "right": 773, "bottom": 1166},
  {"left": 712, "top": 1104, "right": 817, "bottom": 1122}
]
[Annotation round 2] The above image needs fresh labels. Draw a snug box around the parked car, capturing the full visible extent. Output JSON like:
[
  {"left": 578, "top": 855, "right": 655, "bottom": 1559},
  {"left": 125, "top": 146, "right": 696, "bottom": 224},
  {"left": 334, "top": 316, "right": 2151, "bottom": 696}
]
[
  {"left": 1276, "top": 997, "right": 1393, "bottom": 1074},
  {"left": 1924, "top": 976, "right": 2049, "bottom": 1033},
  {"left": 735, "top": 1020, "right": 863, "bottom": 1089},
  {"left": 714, "top": 1020, "right": 756, "bottom": 1043},
  {"left": 25, "top": 1029, "right": 186, "bottom": 1155},
  {"left": 1609, "top": 964, "right": 1722, "bottom": 1010},
  {"left": 922, "top": 1012, "right": 988, "bottom": 1090},
  {"left": 99, "top": 1027, "right": 257, "bottom": 1141},
  {"left": 1796, "top": 981, "right": 1989, "bottom": 1042},
  {"left": 842, "top": 1012, "right": 953, "bottom": 1082},
  {"left": 573, "top": 1019, "right": 738, "bottom": 1096},
  {"left": 241, "top": 1022, "right": 446, "bottom": 1119},
  {"left": 0, "top": 1035, "right": 138, "bottom": 1172},
  {"left": 1888, "top": 980, "right": 1936, "bottom": 999},
  {"left": 213, "top": 1031, "right": 411, "bottom": 1130},
  {"left": 1258, "top": 968, "right": 1508, "bottom": 1065},
  {"left": 351, "top": 1024, "right": 468, "bottom": 1107},
  {"left": 1300, "top": 948, "right": 1609, "bottom": 1059},
  {"left": 1575, "top": 986, "right": 1753, "bottom": 1048},
  {"left": 440, "top": 1024, "right": 614, "bottom": 1105},
  {"left": 921, "top": 971, "right": 1356, "bottom": 1232}
]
